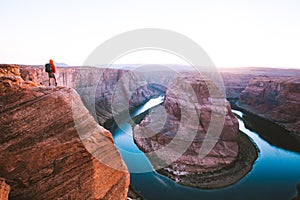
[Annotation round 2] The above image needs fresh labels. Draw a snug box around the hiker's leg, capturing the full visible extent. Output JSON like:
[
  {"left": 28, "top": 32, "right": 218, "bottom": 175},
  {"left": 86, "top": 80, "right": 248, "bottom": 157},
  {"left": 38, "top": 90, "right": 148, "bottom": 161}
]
[
  {"left": 54, "top": 76, "right": 57, "bottom": 86},
  {"left": 49, "top": 78, "right": 51, "bottom": 86}
]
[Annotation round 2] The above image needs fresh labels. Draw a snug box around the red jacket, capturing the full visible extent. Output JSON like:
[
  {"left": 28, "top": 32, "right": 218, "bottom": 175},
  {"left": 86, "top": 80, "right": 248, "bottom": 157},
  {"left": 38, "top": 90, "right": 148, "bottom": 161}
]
[{"left": 49, "top": 60, "right": 56, "bottom": 73}]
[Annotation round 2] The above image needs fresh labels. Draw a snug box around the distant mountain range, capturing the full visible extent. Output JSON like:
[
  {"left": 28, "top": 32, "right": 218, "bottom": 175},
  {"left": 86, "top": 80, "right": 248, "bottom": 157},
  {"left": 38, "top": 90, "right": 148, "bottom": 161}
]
[{"left": 55, "top": 62, "right": 69, "bottom": 67}]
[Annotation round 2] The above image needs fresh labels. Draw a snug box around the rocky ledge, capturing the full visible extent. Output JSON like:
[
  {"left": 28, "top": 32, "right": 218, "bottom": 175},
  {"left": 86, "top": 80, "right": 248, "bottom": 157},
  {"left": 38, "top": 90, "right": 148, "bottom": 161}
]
[
  {"left": 237, "top": 77, "right": 300, "bottom": 140},
  {"left": 0, "top": 64, "right": 129, "bottom": 199},
  {"left": 133, "top": 74, "right": 258, "bottom": 188}
]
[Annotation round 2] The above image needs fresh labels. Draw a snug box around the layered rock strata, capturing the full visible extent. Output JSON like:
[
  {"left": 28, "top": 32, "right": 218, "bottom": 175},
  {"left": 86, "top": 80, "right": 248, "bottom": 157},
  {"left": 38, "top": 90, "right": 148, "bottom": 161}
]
[
  {"left": 237, "top": 77, "right": 300, "bottom": 138},
  {"left": 220, "top": 67, "right": 300, "bottom": 100},
  {"left": 133, "top": 74, "right": 257, "bottom": 188},
  {"left": 94, "top": 68, "right": 159, "bottom": 127},
  {"left": 0, "top": 65, "right": 129, "bottom": 199},
  {"left": 19, "top": 65, "right": 158, "bottom": 128}
]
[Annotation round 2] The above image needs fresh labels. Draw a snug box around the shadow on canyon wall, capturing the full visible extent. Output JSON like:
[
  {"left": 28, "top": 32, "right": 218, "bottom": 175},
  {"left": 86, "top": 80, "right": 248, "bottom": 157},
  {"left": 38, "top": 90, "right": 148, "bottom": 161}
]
[{"left": 235, "top": 110, "right": 300, "bottom": 154}]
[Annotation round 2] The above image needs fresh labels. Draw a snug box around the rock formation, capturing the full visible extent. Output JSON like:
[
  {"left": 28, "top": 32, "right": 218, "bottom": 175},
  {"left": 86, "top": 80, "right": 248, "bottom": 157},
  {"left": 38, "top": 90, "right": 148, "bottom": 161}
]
[
  {"left": 13, "top": 64, "right": 269, "bottom": 190},
  {"left": 221, "top": 72, "right": 254, "bottom": 99},
  {"left": 0, "top": 64, "right": 129, "bottom": 199},
  {"left": 19, "top": 65, "right": 159, "bottom": 128},
  {"left": 133, "top": 74, "right": 257, "bottom": 188},
  {"left": 94, "top": 68, "right": 159, "bottom": 127},
  {"left": 220, "top": 67, "right": 300, "bottom": 100},
  {"left": 0, "top": 179, "right": 10, "bottom": 200},
  {"left": 237, "top": 77, "right": 300, "bottom": 139}
]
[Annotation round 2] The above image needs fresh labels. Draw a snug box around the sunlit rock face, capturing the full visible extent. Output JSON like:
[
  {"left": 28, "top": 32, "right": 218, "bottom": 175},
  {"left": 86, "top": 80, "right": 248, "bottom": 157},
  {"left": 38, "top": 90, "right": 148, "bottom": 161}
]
[
  {"left": 0, "top": 179, "right": 10, "bottom": 200},
  {"left": 237, "top": 77, "right": 300, "bottom": 138},
  {"left": 0, "top": 64, "right": 129, "bottom": 199}
]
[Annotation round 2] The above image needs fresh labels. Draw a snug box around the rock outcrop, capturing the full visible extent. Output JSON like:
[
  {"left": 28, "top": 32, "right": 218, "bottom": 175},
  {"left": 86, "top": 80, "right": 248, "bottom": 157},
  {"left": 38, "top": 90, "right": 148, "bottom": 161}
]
[
  {"left": 133, "top": 74, "right": 257, "bottom": 188},
  {"left": 133, "top": 74, "right": 239, "bottom": 171},
  {"left": 0, "top": 64, "right": 129, "bottom": 199},
  {"left": 220, "top": 67, "right": 300, "bottom": 100},
  {"left": 0, "top": 179, "right": 10, "bottom": 200},
  {"left": 237, "top": 77, "right": 300, "bottom": 138}
]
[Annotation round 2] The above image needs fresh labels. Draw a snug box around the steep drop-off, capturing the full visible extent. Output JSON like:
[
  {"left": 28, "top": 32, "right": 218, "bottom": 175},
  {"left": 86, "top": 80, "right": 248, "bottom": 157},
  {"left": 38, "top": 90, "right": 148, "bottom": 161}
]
[
  {"left": 237, "top": 77, "right": 300, "bottom": 139},
  {"left": 19, "top": 65, "right": 159, "bottom": 128},
  {"left": 221, "top": 72, "right": 253, "bottom": 99},
  {"left": 0, "top": 64, "right": 129, "bottom": 199},
  {"left": 94, "top": 68, "right": 160, "bottom": 127}
]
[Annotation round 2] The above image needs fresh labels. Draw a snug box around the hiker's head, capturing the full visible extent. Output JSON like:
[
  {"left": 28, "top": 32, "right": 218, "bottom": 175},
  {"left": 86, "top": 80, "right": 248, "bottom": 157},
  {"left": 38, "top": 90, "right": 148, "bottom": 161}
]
[{"left": 49, "top": 59, "right": 54, "bottom": 64}]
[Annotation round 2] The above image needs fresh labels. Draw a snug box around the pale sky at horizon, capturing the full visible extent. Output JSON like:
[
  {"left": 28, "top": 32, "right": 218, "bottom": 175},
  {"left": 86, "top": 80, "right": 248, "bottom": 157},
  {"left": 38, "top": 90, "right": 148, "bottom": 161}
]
[{"left": 1, "top": 0, "right": 300, "bottom": 69}]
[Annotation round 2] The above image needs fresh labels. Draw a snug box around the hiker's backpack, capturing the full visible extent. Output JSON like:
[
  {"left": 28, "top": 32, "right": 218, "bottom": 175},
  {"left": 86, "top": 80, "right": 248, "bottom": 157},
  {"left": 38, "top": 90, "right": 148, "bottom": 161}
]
[{"left": 45, "top": 63, "right": 52, "bottom": 73}]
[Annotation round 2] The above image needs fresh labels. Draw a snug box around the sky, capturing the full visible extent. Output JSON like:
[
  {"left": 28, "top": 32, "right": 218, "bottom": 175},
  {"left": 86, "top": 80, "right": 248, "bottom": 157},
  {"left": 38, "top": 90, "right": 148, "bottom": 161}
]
[{"left": 0, "top": 0, "right": 300, "bottom": 68}]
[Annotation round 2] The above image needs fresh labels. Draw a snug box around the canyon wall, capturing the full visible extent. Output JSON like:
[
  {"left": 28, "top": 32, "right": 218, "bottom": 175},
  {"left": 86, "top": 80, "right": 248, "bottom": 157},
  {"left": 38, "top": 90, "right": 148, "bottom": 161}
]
[
  {"left": 0, "top": 65, "right": 129, "bottom": 199},
  {"left": 19, "top": 66, "right": 159, "bottom": 128},
  {"left": 220, "top": 67, "right": 300, "bottom": 99},
  {"left": 94, "top": 68, "right": 160, "bottom": 127},
  {"left": 237, "top": 77, "right": 300, "bottom": 139},
  {"left": 221, "top": 72, "right": 253, "bottom": 99}
]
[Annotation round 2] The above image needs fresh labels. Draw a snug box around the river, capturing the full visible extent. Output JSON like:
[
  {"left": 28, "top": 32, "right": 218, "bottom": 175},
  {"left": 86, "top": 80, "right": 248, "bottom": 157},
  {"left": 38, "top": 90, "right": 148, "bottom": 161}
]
[{"left": 112, "top": 96, "right": 300, "bottom": 200}]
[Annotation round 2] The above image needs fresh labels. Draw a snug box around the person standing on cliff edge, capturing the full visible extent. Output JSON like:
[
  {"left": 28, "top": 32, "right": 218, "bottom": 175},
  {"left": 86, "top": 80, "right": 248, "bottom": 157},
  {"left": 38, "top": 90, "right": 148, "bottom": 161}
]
[{"left": 45, "top": 59, "right": 57, "bottom": 86}]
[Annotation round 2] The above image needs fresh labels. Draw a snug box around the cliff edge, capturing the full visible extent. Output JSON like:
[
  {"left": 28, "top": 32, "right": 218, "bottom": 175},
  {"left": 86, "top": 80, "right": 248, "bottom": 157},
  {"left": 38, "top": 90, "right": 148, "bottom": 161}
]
[
  {"left": 237, "top": 77, "right": 300, "bottom": 139},
  {"left": 0, "top": 64, "right": 129, "bottom": 199}
]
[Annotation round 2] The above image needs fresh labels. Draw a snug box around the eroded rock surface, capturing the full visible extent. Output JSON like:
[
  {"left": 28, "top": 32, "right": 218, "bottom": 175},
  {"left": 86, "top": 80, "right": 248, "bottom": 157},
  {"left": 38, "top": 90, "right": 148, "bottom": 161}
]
[
  {"left": 134, "top": 75, "right": 239, "bottom": 172},
  {"left": 237, "top": 77, "right": 300, "bottom": 138},
  {"left": 0, "top": 179, "right": 10, "bottom": 200},
  {"left": 132, "top": 74, "right": 257, "bottom": 188},
  {"left": 0, "top": 65, "right": 129, "bottom": 199},
  {"left": 94, "top": 68, "right": 158, "bottom": 127},
  {"left": 220, "top": 67, "right": 300, "bottom": 100}
]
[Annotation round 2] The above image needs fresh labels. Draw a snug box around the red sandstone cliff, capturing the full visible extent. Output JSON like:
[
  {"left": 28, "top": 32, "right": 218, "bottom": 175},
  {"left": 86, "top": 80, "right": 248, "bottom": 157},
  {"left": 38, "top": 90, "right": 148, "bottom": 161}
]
[
  {"left": 237, "top": 77, "right": 300, "bottom": 138},
  {"left": 0, "top": 179, "right": 10, "bottom": 200},
  {"left": 0, "top": 64, "right": 129, "bottom": 199}
]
